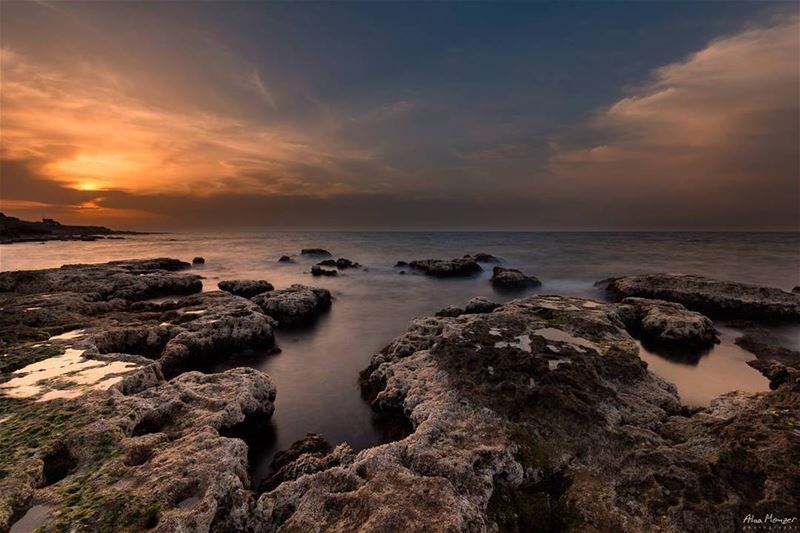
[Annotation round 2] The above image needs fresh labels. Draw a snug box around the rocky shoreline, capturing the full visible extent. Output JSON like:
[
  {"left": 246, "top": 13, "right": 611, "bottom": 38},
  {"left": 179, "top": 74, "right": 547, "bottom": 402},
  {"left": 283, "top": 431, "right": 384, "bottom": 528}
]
[
  {"left": 1, "top": 258, "right": 797, "bottom": 532},
  {"left": 0, "top": 213, "right": 148, "bottom": 245}
]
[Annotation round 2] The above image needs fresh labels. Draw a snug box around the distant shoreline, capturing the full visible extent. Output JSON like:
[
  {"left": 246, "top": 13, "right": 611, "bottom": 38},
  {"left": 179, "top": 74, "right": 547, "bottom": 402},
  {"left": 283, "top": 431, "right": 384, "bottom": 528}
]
[{"left": 0, "top": 212, "right": 154, "bottom": 245}]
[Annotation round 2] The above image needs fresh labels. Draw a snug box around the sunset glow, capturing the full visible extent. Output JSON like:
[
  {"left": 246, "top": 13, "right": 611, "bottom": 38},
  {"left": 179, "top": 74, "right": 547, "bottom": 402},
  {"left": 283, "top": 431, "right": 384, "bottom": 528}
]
[{"left": 1, "top": 3, "right": 797, "bottom": 229}]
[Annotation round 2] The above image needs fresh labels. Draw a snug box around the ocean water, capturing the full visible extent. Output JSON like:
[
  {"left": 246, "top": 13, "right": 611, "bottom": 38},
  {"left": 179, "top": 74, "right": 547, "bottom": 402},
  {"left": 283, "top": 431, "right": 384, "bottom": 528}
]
[{"left": 2, "top": 231, "right": 798, "bottom": 484}]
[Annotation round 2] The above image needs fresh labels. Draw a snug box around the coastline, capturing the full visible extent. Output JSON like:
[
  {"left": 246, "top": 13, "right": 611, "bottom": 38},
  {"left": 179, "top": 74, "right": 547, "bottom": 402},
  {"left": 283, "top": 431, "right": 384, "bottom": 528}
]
[{"left": 0, "top": 253, "right": 797, "bottom": 531}]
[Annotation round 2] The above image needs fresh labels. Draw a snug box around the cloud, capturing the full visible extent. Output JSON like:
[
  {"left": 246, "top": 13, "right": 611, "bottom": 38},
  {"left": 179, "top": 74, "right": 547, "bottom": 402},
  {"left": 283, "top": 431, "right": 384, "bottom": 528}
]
[
  {"left": 547, "top": 16, "right": 799, "bottom": 229},
  {"left": 0, "top": 46, "right": 393, "bottom": 202}
]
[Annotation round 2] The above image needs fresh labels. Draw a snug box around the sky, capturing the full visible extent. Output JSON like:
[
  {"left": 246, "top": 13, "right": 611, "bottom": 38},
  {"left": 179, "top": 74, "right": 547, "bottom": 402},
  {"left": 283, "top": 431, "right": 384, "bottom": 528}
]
[{"left": 1, "top": 1, "right": 798, "bottom": 230}]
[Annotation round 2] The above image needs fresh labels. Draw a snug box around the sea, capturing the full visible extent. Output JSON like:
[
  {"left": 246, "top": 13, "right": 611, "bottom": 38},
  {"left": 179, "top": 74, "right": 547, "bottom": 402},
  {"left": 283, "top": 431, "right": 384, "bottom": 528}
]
[{"left": 2, "top": 231, "right": 798, "bottom": 485}]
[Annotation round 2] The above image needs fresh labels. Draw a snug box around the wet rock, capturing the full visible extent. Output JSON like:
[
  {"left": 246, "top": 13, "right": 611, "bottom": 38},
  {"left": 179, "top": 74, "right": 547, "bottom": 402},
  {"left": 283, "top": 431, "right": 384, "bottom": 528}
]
[
  {"left": 464, "top": 296, "right": 500, "bottom": 314},
  {"left": 600, "top": 274, "right": 800, "bottom": 320},
  {"left": 316, "top": 258, "right": 360, "bottom": 270},
  {"left": 258, "top": 434, "right": 354, "bottom": 493},
  {"left": 436, "top": 305, "right": 465, "bottom": 318},
  {"left": 217, "top": 279, "right": 274, "bottom": 298},
  {"left": 793, "top": 286, "right": 800, "bottom": 294},
  {"left": 335, "top": 258, "right": 359, "bottom": 269},
  {"left": 490, "top": 266, "right": 541, "bottom": 290},
  {"left": 251, "top": 284, "right": 332, "bottom": 327},
  {"left": 735, "top": 328, "right": 800, "bottom": 388},
  {"left": 311, "top": 265, "right": 337, "bottom": 277},
  {"left": 394, "top": 261, "right": 409, "bottom": 268},
  {"left": 253, "top": 294, "right": 798, "bottom": 531},
  {"left": 278, "top": 256, "right": 294, "bottom": 263},
  {"left": 615, "top": 297, "right": 718, "bottom": 349},
  {"left": 300, "top": 248, "right": 332, "bottom": 257},
  {"left": 407, "top": 257, "right": 483, "bottom": 277},
  {"left": 192, "top": 257, "right": 205, "bottom": 265},
  {"left": 466, "top": 252, "right": 501, "bottom": 263},
  {"left": 0, "top": 258, "right": 201, "bottom": 301}
]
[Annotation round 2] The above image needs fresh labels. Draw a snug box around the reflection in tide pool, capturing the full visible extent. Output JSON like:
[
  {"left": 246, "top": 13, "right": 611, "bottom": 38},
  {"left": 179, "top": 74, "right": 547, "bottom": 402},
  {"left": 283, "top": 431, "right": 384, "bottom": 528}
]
[{"left": 637, "top": 326, "right": 771, "bottom": 407}]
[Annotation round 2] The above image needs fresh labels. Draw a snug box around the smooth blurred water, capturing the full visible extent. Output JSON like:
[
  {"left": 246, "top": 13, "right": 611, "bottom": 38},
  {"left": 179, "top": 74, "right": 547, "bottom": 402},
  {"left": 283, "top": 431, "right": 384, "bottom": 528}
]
[{"left": 2, "top": 231, "right": 798, "bottom": 484}]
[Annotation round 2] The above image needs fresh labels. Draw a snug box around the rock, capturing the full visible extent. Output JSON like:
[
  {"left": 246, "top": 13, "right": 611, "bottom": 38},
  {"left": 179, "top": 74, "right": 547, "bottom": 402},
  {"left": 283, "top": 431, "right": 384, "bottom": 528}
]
[
  {"left": 398, "top": 270, "right": 406, "bottom": 275},
  {"left": 192, "top": 257, "right": 205, "bottom": 265},
  {"left": 600, "top": 274, "right": 800, "bottom": 320},
  {"left": 94, "top": 291, "right": 276, "bottom": 379},
  {"left": 258, "top": 434, "right": 354, "bottom": 493},
  {"left": 300, "top": 248, "right": 332, "bottom": 257},
  {"left": 217, "top": 280, "right": 274, "bottom": 298},
  {"left": 614, "top": 297, "right": 718, "bottom": 349},
  {"left": 0, "top": 259, "right": 277, "bottom": 533},
  {"left": 278, "top": 256, "right": 294, "bottom": 263},
  {"left": 464, "top": 296, "right": 500, "bottom": 314},
  {"left": 435, "top": 305, "right": 465, "bottom": 318},
  {"left": 251, "top": 284, "right": 332, "bottom": 327},
  {"left": 394, "top": 261, "right": 409, "bottom": 268},
  {"left": 793, "top": 286, "right": 800, "bottom": 294},
  {"left": 0, "top": 258, "right": 201, "bottom": 301},
  {"left": 253, "top": 294, "right": 798, "bottom": 531},
  {"left": 316, "top": 258, "right": 359, "bottom": 270},
  {"left": 311, "top": 265, "right": 337, "bottom": 277},
  {"left": 466, "top": 252, "right": 501, "bottom": 263},
  {"left": 735, "top": 328, "right": 800, "bottom": 388},
  {"left": 335, "top": 258, "right": 359, "bottom": 269},
  {"left": 490, "top": 266, "right": 541, "bottom": 290},
  {"left": 408, "top": 257, "right": 483, "bottom": 277}
]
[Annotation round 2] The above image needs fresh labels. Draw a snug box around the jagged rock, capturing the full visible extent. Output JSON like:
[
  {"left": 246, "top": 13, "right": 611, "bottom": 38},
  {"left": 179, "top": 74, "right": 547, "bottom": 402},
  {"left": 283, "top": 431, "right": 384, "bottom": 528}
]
[
  {"left": 192, "top": 257, "right": 205, "bottom": 265},
  {"left": 490, "top": 266, "right": 541, "bottom": 290},
  {"left": 258, "top": 434, "right": 354, "bottom": 493},
  {"left": 335, "top": 258, "right": 359, "bottom": 269},
  {"left": 466, "top": 252, "right": 501, "bottom": 263},
  {"left": 436, "top": 305, "right": 465, "bottom": 318},
  {"left": 0, "top": 258, "right": 201, "bottom": 301},
  {"left": 615, "top": 297, "right": 718, "bottom": 349},
  {"left": 408, "top": 257, "right": 483, "bottom": 277},
  {"left": 311, "top": 265, "right": 337, "bottom": 277},
  {"left": 253, "top": 295, "right": 798, "bottom": 531},
  {"left": 251, "top": 285, "right": 332, "bottom": 326},
  {"left": 278, "top": 256, "right": 294, "bottom": 263},
  {"left": 600, "top": 274, "right": 800, "bottom": 320},
  {"left": 300, "top": 248, "right": 332, "bottom": 257},
  {"left": 464, "top": 296, "right": 500, "bottom": 314},
  {"left": 218, "top": 280, "right": 274, "bottom": 298}
]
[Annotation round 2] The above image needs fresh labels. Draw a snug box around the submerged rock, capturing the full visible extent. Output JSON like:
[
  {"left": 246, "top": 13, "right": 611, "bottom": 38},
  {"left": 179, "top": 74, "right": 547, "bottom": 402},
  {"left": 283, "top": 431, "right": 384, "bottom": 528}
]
[
  {"left": 192, "top": 257, "right": 205, "bottom": 265},
  {"left": 615, "top": 297, "right": 718, "bottom": 349},
  {"left": 300, "top": 248, "right": 332, "bottom": 257},
  {"left": 600, "top": 274, "right": 800, "bottom": 320},
  {"left": 310, "top": 265, "right": 337, "bottom": 277},
  {"left": 490, "top": 266, "right": 541, "bottom": 290},
  {"left": 254, "top": 294, "right": 798, "bottom": 531},
  {"left": 407, "top": 257, "right": 483, "bottom": 277},
  {"left": 251, "top": 284, "right": 332, "bottom": 326},
  {"left": 217, "top": 279, "right": 274, "bottom": 298},
  {"left": 277, "top": 255, "right": 294, "bottom": 263}
]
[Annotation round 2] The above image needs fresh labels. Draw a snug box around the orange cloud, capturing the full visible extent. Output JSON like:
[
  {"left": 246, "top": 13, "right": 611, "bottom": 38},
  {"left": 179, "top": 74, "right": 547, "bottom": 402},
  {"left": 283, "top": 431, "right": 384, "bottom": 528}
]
[
  {"left": 546, "top": 16, "right": 799, "bottom": 229},
  {"left": 0, "top": 47, "right": 386, "bottom": 201}
]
